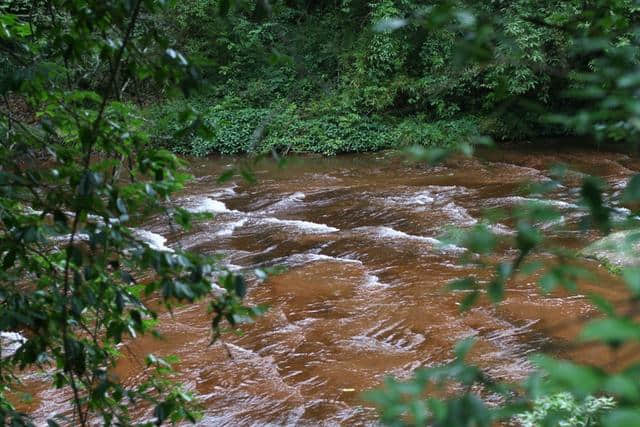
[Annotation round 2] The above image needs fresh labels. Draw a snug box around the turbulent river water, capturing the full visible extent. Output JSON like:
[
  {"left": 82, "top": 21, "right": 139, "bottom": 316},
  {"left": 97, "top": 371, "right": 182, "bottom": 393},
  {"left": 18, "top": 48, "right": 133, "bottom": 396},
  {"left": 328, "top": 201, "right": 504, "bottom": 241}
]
[{"left": 21, "top": 146, "right": 640, "bottom": 425}]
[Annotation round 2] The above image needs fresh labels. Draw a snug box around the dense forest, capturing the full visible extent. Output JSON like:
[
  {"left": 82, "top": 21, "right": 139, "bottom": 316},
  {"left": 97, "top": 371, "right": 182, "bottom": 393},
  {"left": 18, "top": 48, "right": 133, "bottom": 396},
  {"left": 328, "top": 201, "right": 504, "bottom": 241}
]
[
  {"left": 3, "top": 0, "right": 640, "bottom": 426},
  {"left": 148, "top": 0, "right": 640, "bottom": 155}
]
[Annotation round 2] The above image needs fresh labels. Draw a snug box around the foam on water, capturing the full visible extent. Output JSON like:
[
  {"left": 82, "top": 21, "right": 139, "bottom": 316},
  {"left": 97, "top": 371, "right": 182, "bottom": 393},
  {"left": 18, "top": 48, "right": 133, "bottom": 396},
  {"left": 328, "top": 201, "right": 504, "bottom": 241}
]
[
  {"left": 489, "top": 223, "right": 514, "bottom": 235},
  {"left": 611, "top": 178, "right": 629, "bottom": 190},
  {"left": 488, "top": 196, "right": 579, "bottom": 209},
  {"left": 347, "top": 319, "right": 426, "bottom": 353},
  {"left": 132, "top": 229, "right": 174, "bottom": 253},
  {"left": 405, "top": 191, "right": 435, "bottom": 205},
  {"left": 209, "top": 186, "right": 238, "bottom": 198},
  {"left": 284, "top": 253, "right": 362, "bottom": 266},
  {"left": 261, "top": 217, "right": 339, "bottom": 233},
  {"left": 362, "top": 272, "right": 389, "bottom": 289},
  {"left": 442, "top": 202, "right": 477, "bottom": 226},
  {"left": 385, "top": 186, "right": 471, "bottom": 208},
  {"left": 187, "top": 197, "right": 235, "bottom": 214},
  {"left": 51, "top": 232, "right": 90, "bottom": 243},
  {"left": 1, "top": 331, "right": 26, "bottom": 358},
  {"left": 539, "top": 215, "right": 567, "bottom": 230},
  {"left": 262, "top": 192, "right": 306, "bottom": 213},
  {"left": 216, "top": 219, "right": 248, "bottom": 237},
  {"left": 361, "top": 226, "right": 441, "bottom": 244},
  {"left": 369, "top": 226, "right": 467, "bottom": 253},
  {"left": 357, "top": 226, "right": 465, "bottom": 252}
]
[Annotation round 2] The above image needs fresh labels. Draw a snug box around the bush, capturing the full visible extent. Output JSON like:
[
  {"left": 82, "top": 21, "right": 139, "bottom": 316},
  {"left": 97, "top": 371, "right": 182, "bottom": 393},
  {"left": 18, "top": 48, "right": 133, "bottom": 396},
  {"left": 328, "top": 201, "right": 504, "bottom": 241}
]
[
  {"left": 515, "top": 393, "right": 616, "bottom": 427},
  {"left": 147, "top": 96, "right": 482, "bottom": 156}
]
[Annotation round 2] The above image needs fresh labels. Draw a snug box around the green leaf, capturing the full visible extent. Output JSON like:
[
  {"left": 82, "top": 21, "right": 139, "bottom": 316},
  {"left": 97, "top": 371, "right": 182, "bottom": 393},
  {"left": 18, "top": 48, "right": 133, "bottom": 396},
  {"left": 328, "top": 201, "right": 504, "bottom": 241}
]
[
  {"left": 622, "top": 174, "right": 640, "bottom": 203},
  {"left": 219, "top": 0, "right": 231, "bottom": 16},
  {"left": 622, "top": 267, "right": 640, "bottom": 295},
  {"left": 602, "top": 409, "right": 640, "bottom": 427},
  {"left": 581, "top": 318, "right": 640, "bottom": 343},
  {"left": 460, "top": 290, "right": 479, "bottom": 311},
  {"left": 487, "top": 279, "right": 503, "bottom": 303},
  {"left": 588, "top": 293, "right": 615, "bottom": 316},
  {"left": 234, "top": 275, "right": 247, "bottom": 298},
  {"left": 448, "top": 277, "right": 476, "bottom": 291},
  {"left": 532, "top": 355, "right": 603, "bottom": 395},
  {"left": 2, "top": 250, "right": 16, "bottom": 269},
  {"left": 604, "top": 375, "right": 640, "bottom": 400},
  {"left": 405, "top": 145, "right": 450, "bottom": 165},
  {"left": 464, "top": 225, "right": 497, "bottom": 254},
  {"left": 516, "top": 222, "right": 542, "bottom": 255},
  {"left": 217, "top": 168, "right": 235, "bottom": 183},
  {"left": 581, "top": 176, "right": 610, "bottom": 233},
  {"left": 454, "top": 337, "right": 475, "bottom": 360}
]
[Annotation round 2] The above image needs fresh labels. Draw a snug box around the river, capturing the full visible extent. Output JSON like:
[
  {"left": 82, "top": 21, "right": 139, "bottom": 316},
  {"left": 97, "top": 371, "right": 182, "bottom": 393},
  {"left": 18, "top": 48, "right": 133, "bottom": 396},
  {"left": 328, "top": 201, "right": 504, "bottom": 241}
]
[{"left": 21, "top": 146, "right": 640, "bottom": 425}]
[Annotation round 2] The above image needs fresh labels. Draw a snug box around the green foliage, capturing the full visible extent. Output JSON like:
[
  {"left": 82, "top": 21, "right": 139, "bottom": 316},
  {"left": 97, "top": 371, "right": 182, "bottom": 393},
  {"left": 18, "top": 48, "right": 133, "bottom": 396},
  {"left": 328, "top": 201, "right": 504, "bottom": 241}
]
[
  {"left": 0, "top": 0, "right": 261, "bottom": 425},
  {"left": 147, "top": 94, "right": 482, "bottom": 155},
  {"left": 515, "top": 393, "right": 616, "bottom": 427},
  {"left": 365, "top": 339, "right": 501, "bottom": 427},
  {"left": 144, "top": 0, "right": 639, "bottom": 155}
]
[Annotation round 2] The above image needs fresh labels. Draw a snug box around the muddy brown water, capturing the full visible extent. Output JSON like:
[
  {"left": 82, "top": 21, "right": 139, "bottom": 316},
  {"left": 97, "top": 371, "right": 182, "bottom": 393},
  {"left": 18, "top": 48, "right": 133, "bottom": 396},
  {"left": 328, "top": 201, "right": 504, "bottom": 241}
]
[{"left": 20, "top": 147, "right": 640, "bottom": 425}]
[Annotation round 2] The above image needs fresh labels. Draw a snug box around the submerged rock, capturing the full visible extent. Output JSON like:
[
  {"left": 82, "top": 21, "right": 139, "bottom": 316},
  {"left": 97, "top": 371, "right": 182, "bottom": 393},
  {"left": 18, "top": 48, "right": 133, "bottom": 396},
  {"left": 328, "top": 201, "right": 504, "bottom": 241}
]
[{"left": 580, "top": 230, "right": 640, "bottom": 269}]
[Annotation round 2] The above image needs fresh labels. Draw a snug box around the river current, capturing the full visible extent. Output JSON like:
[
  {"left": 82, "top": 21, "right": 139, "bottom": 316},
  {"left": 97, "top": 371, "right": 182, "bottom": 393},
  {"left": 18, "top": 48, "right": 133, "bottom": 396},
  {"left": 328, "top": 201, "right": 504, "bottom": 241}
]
[{"left": 21, "top": 147, "right": 640, "bottom": 425}]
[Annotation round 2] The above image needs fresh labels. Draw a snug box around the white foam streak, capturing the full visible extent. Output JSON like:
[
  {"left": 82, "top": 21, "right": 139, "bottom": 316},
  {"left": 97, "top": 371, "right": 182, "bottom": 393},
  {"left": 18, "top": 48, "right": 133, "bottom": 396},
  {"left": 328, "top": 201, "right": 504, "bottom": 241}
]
[
  {"left": 359, "top": 226, "right": 464, "bottom": 252},
  {"left": 363, "top": 226, "right": 440, "bottom": 244},
  {"left": 263, "top": 192, "right": 306, "bottom": 213},
  {"left": 490, "top": 223, "right": 514, "bottom": 235},
  {"left": 262, "top": 218, "right": 339, "bottom": 233},
  {"left": 285, "top": 253, "right": 362, "bottom": 266},
  {"left": 406, "top": 192, "right": 435, "bottom": 205},
  {"left": 187, "top": 197, "right": 233, "bottom": 214},
  {"left": 442, "top": 202, "right": 477, "bottom": 226},
  {"left": 1, "top": 331, "right": 26, "bottom": 358},
  {"left": 362, "top": 272, "right": 389, "bottom": 289},
  {"left": 210, "top": 186, "right": 238, "bottom": 198},
  {"left": 216, "top": 219, "right": 247, "bottom": 237},
  {"left": 132, "top": 229, "right": 174, "bottom": 253},
  {"left": 489, "top": 196, "right": 579, "bottom": 209}
]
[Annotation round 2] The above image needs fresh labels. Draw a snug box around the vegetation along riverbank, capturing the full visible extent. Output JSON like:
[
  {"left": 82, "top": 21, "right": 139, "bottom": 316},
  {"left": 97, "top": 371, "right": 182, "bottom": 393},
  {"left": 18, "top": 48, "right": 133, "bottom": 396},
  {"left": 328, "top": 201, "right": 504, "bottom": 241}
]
[{"left": 147, "top": 0, "right": 636, "bottom": 155}]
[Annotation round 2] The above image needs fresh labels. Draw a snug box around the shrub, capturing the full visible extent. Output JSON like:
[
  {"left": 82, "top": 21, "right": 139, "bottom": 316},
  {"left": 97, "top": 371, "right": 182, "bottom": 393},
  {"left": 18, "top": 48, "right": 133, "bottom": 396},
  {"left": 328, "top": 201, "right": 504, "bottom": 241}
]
[{"left": 515, "top": 393, "right": 616, "bottom": 427}]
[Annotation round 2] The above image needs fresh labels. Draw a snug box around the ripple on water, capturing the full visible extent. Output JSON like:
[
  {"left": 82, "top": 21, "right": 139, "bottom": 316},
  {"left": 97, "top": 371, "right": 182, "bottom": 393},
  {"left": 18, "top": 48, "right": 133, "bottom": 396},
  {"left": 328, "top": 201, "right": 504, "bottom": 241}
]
[
  {"left": 355, "top": 225, "right": 464, "bottom": 252},
  {"left": 282, "top": 252, "right": 362, "bottom": 267},
  {"left": 262, "top": 191, "right": 306, "bottom": 213},
  {"left": 486, "top": 196, "right": 580, "bottom": 210},
  {"left": 23, "top": 149, "right": 635, "bottom": 425}
]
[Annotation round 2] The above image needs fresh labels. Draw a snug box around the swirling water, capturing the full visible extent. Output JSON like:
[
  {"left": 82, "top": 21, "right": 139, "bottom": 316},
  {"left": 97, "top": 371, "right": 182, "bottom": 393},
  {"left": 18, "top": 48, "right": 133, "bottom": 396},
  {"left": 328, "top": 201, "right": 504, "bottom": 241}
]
[{"left": 19, "top": 147, "right": 640, "bottom": 425}]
